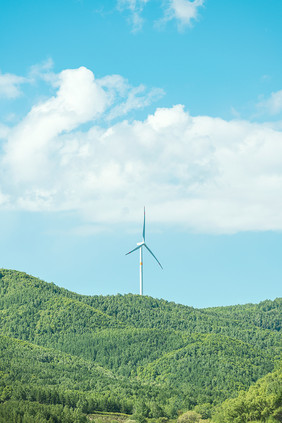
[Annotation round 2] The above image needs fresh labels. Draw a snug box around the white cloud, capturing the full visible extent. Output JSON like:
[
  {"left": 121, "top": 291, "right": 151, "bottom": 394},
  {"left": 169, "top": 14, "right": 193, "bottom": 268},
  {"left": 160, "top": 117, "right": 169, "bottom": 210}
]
[
  {"left": 117, "top": 0, "right": 149, "bottom": 32},
  {"left": 0, "top": 61, "right": 55, "bottom": 101},
  {"left": 117, "top": 0, "right": 205, "bottom": 31},
  {"left": 106, "top": 85, "right": 165, "bottom": 120},
  {"left": 2, "top": 66, "right": 109, "bottom": 187},
  {"left": 164, "top": 0, "right": 204, "bottom": 28},
  {"left": 29, "top": 58, "right": 54, "bottom": 76},
  {"left": 257, "top": 90, "right": 282, "bottom": 115},
  {"left": 0, "top": 66, "right": 163, "bottom": 207},
  {"left": 0, "top": 71, "right": 28, "bottom": 99},
  {"left": 97, "top": 74, "right": 165, "bottom": 120},
  {"left": 2, "top": 66, "right": 282, "bottom": 234},
  {"left": 28, "top": 58, "right": 57, "bottom": 85}
]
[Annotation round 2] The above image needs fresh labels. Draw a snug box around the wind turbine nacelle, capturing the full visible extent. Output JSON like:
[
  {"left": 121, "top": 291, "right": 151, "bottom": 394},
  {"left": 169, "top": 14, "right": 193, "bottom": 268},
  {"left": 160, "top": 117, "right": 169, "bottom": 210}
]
[{"left": 137, "top": 242, "right": 144, "bottom": 246}]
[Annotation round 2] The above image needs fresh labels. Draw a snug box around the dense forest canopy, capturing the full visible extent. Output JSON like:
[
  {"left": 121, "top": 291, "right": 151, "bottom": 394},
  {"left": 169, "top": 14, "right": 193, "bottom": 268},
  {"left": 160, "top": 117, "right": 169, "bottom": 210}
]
[{"left": 0, "top": 269, "right": 281, "bottom": 422}]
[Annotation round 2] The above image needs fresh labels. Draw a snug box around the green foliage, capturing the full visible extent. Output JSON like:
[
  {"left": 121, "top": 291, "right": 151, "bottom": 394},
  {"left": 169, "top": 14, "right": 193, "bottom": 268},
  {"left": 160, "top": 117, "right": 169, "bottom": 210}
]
[
  {"left": 193, "top": 404, "right": 213, "bottom": 420},
  {"left": 205, "top": 298, "right": 282, "bottom": 332},
  {"left": 0, "top": 268, "right": 281, "bottom": 420},
  {"left": 137, "top": 333, "right": 275, "bottom": 404},
  {"left": 178, "top": 411, "right": 203, "bottom": 423},
  {"left": 0, "top": 400, "right": 87, "bottom": 423},
  {"left": 211, "top": 366, "right": 282, "bottom": 422}
]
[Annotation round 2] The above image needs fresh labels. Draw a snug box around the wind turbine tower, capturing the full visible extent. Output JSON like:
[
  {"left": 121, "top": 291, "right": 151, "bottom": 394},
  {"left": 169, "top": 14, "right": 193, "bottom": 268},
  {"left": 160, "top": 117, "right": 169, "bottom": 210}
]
[{"left": 126, "top": 208, "right": 163, "bottom": 295}]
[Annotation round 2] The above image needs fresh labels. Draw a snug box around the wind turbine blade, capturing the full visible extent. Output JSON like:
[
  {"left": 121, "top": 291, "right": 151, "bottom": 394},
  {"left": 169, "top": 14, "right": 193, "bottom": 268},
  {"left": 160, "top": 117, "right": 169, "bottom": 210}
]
[
  {"left": 144, "top": 243, "right": 163, "bottom": 269},
  {"left": 143, "top": 207, "right": 145, "bottom": 242},
  {"left": 125, "top": 245, "right": 142, "bottom": 255}
]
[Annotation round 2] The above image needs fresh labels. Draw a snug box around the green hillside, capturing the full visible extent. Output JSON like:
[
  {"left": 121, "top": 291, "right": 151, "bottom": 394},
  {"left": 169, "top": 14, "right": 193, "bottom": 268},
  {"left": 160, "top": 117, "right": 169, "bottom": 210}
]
[
  {"left": 0, "top": 268, "right": 281, "bottom": 422},
  {"left": 211, "top": 365, "right": 282, "bottom": 422},
  {"left": 205, "top": 298, "right": 282, "bottom": 332},
  {"left": 0, "top": 334, "right": 155, "bottom": 412},
  {"left": 85, "top": 294, "right": 282, "bottom": 355},
  {"left": 137, "top": 334, "right": 275, "bottom": 405}
]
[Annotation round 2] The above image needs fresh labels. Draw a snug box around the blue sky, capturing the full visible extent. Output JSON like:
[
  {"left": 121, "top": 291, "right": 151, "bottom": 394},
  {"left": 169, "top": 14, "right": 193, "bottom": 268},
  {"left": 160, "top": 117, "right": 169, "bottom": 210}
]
[{"left": 0, "top": 0, "right": 282, "bottom": 307}]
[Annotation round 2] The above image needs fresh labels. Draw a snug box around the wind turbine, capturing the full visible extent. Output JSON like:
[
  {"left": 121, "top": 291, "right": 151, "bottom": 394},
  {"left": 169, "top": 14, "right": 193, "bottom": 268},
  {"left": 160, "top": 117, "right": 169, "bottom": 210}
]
[{"left": 126, "top": 208, "right": 163, "bottom": 295}]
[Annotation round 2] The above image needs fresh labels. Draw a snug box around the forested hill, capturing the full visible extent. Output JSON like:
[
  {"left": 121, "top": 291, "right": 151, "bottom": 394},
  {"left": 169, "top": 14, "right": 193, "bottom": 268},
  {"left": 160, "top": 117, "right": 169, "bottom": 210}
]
[
  {"left": 212, "top": 364, "right": 282, "bottom": 422},
  {"left": 0, "top": 268, "right": 281, "bottom": 422}
]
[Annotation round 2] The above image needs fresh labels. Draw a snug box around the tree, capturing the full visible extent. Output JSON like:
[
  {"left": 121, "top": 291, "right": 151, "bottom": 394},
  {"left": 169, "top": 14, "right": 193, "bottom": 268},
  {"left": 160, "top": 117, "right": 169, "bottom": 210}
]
[{"left": 178, "top": 411, "right": 202, "bottom": 423}]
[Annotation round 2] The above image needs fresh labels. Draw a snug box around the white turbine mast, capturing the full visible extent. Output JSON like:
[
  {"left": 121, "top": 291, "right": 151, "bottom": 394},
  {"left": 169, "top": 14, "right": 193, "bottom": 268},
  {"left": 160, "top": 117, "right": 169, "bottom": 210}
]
[{"left": 126, "top": 207, "right": 163, "bottom": 295}]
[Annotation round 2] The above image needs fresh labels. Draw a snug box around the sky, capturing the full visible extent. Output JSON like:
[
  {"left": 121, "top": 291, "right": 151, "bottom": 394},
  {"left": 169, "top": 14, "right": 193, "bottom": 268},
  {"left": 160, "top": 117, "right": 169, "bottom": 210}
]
[{"left": 0, "top": 0, "right": 282, "bottom": 308}]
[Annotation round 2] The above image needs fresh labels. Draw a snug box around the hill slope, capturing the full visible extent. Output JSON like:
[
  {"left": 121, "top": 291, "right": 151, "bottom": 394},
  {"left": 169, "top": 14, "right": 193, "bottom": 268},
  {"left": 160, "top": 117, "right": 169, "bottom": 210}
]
[
  {"left": 211, "top": 365, "right": 282, "bottom": 422},
  {"left": 0, "top": 268, "right": 281, "bottom": 421},
  {"left": 137, "top": 333, "right": 275, "bottom": 405}
]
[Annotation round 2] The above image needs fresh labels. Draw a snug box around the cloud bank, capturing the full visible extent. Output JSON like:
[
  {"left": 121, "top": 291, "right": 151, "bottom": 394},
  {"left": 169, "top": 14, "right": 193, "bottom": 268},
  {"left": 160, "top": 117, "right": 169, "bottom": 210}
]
[{"left": 1, "top": 66, "right": 282, "bottom": 233}]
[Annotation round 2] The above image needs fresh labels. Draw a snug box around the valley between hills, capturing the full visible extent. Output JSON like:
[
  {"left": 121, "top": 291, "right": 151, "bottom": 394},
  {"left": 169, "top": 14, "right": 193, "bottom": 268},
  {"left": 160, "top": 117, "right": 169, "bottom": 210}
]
[{"left": 0, "top": 268, "right": 281, "bottom": 422}]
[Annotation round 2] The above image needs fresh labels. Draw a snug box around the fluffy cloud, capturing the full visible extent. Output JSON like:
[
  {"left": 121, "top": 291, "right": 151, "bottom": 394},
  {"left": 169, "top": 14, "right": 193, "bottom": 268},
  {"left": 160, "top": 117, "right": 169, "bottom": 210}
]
[
  {"left": 2, "top": 67, "right": 108, "bottom": 186},
  {"left": 0, "top": 71, "right": 28, "bottom": 99},
  {"left": 2, "top": 66, "right": 282, "bottom": 233},
  {"left": 164, "top": 0, "right": 204, "bottom": 28},
  {"left": 2, "top": 67, "right": 160, "bottom": 188}
]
